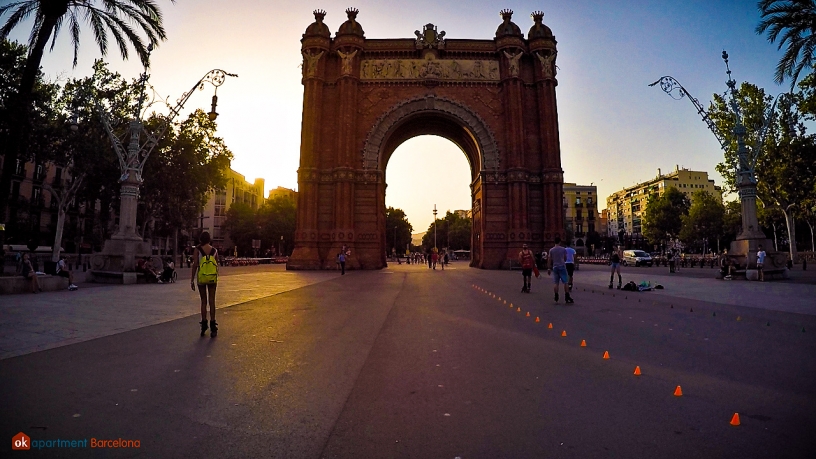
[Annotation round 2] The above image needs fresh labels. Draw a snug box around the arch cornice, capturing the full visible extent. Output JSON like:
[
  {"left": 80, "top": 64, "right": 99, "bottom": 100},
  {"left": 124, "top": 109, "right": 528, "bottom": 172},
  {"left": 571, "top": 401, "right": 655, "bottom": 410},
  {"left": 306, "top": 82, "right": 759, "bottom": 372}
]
[{"left": 361, "top": 95, "right": 501, "bottom": 171}]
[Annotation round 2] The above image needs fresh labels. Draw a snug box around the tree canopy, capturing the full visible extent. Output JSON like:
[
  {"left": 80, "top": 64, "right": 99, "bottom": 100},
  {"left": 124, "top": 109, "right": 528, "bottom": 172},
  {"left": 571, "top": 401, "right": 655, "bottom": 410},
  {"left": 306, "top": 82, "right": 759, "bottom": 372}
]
[{"left": 642, "top": 187, "right": 689, "bottom": 245}]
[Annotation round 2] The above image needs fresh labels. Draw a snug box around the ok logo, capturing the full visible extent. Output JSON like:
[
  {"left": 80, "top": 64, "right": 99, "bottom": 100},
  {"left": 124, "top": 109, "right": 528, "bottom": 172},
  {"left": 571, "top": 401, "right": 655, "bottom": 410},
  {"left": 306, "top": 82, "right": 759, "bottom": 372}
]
[{"left": 12, "top": 432, "right": 30, "bottom": 450}]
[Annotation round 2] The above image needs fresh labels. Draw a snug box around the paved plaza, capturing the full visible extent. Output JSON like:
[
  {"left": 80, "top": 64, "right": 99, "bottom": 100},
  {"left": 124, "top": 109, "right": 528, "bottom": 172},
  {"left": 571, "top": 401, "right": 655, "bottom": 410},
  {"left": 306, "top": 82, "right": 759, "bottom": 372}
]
[{"left": 2, "top": 262, "right": 815, "bottom": 458}]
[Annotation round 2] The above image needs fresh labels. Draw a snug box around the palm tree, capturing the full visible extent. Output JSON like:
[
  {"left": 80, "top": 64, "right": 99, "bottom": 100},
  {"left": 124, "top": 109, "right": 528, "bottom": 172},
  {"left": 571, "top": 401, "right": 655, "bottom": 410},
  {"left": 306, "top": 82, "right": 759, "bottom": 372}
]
[
  {"left": 756, "top": 0, "right": 816, "bottom": 89},
  {"left": 1, "top": 0, "right": 173, "bottom": 101},
  {"left": 0, "top": 0, "right": 173, "bottom": 223}
]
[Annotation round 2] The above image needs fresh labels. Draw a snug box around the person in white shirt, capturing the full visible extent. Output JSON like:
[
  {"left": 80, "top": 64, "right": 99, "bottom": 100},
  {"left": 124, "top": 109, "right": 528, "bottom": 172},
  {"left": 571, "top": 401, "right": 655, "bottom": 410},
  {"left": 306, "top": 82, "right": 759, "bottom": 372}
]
[
  {"left": 56, "top": 256, "right": 77, "bottom": 291},
  {"left": 757, "top": 245, "right": 766, "bottom": 282},
  {"left": 564, "top": 243, "right": 577, "bottom": 292}
]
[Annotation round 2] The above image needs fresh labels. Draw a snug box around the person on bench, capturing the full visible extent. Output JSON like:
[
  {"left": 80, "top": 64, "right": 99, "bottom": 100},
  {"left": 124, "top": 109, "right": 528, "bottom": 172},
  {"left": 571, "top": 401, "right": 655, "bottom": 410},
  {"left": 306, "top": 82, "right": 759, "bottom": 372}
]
[
  {"left": 136, "top": 257, "right": 162, "bottom": 283},
  {"left": 21, "top": 253, "right": 41, "bottom": 293},
  {"left": 56, "top": 256, "right": 78, "bottom": 290}
]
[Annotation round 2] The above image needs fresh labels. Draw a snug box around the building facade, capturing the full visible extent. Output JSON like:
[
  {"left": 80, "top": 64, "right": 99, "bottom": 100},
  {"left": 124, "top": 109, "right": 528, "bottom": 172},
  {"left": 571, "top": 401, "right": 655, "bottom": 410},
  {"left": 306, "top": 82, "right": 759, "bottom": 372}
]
[
  {"left": 562, "top": 182, "right": 601, "bottom": 252},
  {"left": 0, "top": 156, "right": 91, "bottom": 251},
  {"left": 268, "top": 186, "right": 297, "bottom": 201},
  {"left": 199, "top": 167, "right": 265, "bottom": 251},
  {"left": 606, "top": 166, "right": 722, "bottom": 238}
]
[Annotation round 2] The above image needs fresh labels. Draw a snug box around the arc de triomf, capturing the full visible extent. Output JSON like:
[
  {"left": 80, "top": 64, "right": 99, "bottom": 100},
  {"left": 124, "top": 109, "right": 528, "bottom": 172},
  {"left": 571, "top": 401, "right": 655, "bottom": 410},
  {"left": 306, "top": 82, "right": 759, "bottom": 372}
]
[{"left": 287, "top": 8, "right": 564, "bottom": 270}]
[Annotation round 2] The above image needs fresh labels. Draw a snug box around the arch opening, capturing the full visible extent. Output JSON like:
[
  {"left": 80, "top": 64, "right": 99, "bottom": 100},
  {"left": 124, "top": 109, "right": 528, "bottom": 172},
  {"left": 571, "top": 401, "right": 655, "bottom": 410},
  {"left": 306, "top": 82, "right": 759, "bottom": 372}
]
[{"left": 385, "top": 135, "right": 473, "bottom": 259}]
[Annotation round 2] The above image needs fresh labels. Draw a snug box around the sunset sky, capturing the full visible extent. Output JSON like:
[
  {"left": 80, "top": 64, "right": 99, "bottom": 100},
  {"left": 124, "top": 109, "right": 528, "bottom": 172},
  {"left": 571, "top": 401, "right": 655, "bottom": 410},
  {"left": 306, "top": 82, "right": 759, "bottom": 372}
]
[{"left": 7, "top": 0, "right": 786, "bottom": 231}]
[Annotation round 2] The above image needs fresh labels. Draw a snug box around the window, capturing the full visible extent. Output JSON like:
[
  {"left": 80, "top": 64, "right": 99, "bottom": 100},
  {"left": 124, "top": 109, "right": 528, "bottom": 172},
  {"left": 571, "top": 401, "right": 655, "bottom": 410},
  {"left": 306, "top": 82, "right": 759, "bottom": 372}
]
[
  {"left": 54, "top": 167, "right": 63, "bottom": 185},
  {"left": 14, "top": 159, "right": 25, "bottom": 176},
  {"left": 576, "top": 197, "right": 581, "bottom": 205},
  {"left": 11, "top": 181, "right": 20, "bottom": 199},
  {"left": 32, "top": 187, "right": 41, "bottom": 205},
  {"left": 587, "top": 197, "right": 593, "bottom": 205}
]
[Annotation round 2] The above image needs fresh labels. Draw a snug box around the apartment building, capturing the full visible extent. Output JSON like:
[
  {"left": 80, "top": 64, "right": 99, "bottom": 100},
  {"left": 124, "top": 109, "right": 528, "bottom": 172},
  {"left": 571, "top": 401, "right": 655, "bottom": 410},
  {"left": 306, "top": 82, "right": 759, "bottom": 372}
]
[
  {"left": 0, "top": 156, "right": 91, "bottom": 251},
  {"left": 563, "top": 182, "right": 602, "bottom": 246},
  {"left": 199, "top": 167, "right": 265, "bottom": 250},
  {"left": 606, "top": 166, "right": 722, "bottom": 237}
]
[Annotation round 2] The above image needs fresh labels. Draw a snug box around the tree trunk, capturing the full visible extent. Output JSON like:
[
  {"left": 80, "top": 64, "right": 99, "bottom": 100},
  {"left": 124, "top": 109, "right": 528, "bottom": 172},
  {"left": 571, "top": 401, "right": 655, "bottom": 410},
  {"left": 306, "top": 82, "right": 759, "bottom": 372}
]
[
  {"left": 808, "top": 220, "right": 815, "bottom": 253},
  {"left": 52, "top": 208, "right": 66, "bottom": 262},
  {"left": 773, "top": 223, "right": 778, "bottom": 251},
  {"left": 783, "top": 206, "right": 797, "bottom": 263}
]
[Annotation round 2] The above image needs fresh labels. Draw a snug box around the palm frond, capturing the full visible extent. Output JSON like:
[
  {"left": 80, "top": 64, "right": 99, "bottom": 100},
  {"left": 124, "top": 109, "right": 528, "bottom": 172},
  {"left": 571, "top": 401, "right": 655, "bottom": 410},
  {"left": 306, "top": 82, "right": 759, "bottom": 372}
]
[
  {"left": 69, "top": 10, "right": 81, "bottom": 67},
  {"left": 0, "top": 1, "right": 38, "bottom": 38}
]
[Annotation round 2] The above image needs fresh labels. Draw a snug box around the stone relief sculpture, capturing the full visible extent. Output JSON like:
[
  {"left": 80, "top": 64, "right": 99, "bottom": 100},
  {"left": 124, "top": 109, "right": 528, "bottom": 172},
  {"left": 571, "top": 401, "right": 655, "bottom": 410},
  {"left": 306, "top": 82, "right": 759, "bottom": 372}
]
[
  {"left": 503, "top": 50, "right": 522, "bottom": 77},
  {"left": 536, "top": 51, "right": 557, "bottom": 78},
  {"left": 337, "top": 49, "right": 358, "bottom": 75},
  {"left": 302, "top": 50, "right": 324, "bottom": 78},
  {"left": 360, "top": 57, "right": 499, "bottom": 81}
]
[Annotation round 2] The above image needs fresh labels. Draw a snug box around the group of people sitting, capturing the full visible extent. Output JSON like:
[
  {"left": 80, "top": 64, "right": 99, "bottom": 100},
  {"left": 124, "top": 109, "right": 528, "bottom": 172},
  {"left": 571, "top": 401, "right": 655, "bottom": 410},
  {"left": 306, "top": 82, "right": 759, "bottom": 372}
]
[{"left": 136, "top": 256, "right": 176, "bottom": 283}]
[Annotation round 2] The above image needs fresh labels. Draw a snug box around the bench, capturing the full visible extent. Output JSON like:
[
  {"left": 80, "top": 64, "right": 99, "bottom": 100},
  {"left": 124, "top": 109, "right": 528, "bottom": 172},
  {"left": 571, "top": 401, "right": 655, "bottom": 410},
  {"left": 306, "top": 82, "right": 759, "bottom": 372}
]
[
  {"left": 0, "top": 274, "right": 69, "bottom": 294},
  {"left": 89, "top": 270, "right": 145, "bottom": 285}
]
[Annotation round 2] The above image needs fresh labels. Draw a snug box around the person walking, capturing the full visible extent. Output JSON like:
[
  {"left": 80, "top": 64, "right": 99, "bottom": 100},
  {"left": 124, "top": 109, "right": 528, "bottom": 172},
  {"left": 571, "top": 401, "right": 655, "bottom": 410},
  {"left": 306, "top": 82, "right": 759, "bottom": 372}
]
[
  {"left": 609, "top": 246, "right": 622, "bottom": 289},
  {"left": 565, "top": 243, "right": 576, "bottom": 292},
  {"left": 439, "top": 250, "right": 446, "bottom": 270},
  {"left": 518, "top": 243, "right": 535, "bottom": 293},
  {"left": 547, "top": 236, "right": 573, "bottom": 303},
  {"left": 337, "top": 251, "right": 346, "bottom": 275},
  {"left": 757, "top": 245, "right": 766, "bottom": 282},
  {"left": 431, "top": 250, "right": 438, "bottom": 270},
  {"left": 668, "top": 250, "right": 676, "bottom": 273},
  {"left": 191, "top": 231, "right": 219, "bottom": 337}
]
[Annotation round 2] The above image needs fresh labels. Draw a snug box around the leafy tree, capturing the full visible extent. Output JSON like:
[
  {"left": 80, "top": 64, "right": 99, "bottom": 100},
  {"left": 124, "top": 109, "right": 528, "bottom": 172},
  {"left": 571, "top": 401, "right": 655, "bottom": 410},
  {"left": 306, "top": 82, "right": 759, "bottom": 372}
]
[
  {"left": 0, "top": 1, "right": 174, "bottom": 223},
  {"left": 680, "top": 190, "right": 725, "bottom": 254},
  {"left": 420, "top": 211, "right": 470, "bottom": 251},
  {"left": 709, "top": 82, "right": 816, "bottom": 262},
  {"left": 722, "top": 200, "right": 742, "bottom": 249},
  {"left": 257, "top": 194, "right": 296, "bottom": 256},
  {"left": 756, "top": 0, "right": 816, "bottom": 89},
  {"left": 385, "top": 207, "right": 413, "bottom": 255},
  {"left": 222, "top": 201, "right": 256, "bottom": 255},
  {"left": 139, "top": 109, "right": 232, "bottom": 253},
  {"left": 643, "top": 187, "right": 690, "bottom": 246}
]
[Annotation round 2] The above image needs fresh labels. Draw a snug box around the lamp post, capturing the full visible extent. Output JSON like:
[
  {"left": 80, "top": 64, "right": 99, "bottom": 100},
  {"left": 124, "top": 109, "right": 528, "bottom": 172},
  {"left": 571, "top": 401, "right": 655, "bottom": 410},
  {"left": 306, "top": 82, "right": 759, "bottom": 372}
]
[
  {"left": 433, "top": 204, "right": 438, "bottom": 250},
  {"left": 650, "top": 51, "right": 780, "bottom": 275},
  {"left": 394, "top": 225, "right": 398, "bottom": 258},
  {"left": 92, "top": 45, "right": 237, "bottom": 272}
]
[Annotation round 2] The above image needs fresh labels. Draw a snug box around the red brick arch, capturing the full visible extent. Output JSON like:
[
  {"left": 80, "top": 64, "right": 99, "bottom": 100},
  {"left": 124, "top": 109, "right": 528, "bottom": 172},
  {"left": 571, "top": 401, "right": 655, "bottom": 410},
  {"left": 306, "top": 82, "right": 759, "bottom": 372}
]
[{"left": 288, "top": 9, "right": 564, "bottom": 270}]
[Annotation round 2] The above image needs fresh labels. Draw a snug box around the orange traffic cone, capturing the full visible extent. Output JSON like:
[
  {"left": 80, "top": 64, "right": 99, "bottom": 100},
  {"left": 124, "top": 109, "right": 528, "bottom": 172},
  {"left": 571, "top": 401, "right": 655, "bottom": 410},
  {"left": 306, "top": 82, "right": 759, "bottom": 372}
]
[
  {"left": 503, "top": 300, "right": 507, "bottom": 304},
  {"left": 634, "top": 366, "right": 641, "bottom": 376},
  {"left": 498, "top": 297, "right": 502, "bottom": 301},
  {"left": 603, "top": 351, "right": 610, "bottom": 359},
  {"left": 674, "top": 386, "right": 683, "bottom": 396},
  {"left": 580, "top": 340, "right": 587, "bottom": 347},
  {"left": 510, "top": 303, "right": 514, "bottom": 308},
  {"left": 548, "top": 323, "right": 553, "bottom": 329},
  {"left": 730, "top": 413, "right": 740, "bottom": 426},
  {"left": 535, "top": 317, "right": 541, "bottom": 323},
  {"left": 517, "top": 307, "right": 521, "bottom": 312},
  {"left": 561, "top": 330, "right": 567, "bottom": 337},
  {"left": 526, "top": 312, "right": 530, "bottom": 317}
]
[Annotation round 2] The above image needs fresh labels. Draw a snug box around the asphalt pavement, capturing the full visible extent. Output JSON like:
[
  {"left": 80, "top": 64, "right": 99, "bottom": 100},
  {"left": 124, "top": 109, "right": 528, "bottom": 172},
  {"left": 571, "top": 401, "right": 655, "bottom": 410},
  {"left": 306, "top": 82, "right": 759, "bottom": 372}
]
[{"left": 2, "top": 262, "right": 815, "bottom": 458}]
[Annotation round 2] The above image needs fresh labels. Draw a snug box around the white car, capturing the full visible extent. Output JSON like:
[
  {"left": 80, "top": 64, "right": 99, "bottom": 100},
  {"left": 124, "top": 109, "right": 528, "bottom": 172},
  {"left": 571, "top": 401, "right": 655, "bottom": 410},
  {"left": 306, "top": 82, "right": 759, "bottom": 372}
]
[{"left": 623, "top": 250, "right": 653, "bottom": 267}]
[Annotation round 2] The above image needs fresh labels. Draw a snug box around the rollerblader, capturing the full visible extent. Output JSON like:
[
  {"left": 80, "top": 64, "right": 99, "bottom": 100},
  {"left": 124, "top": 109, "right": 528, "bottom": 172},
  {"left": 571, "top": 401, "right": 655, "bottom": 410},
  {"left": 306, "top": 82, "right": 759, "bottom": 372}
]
[
  {"left": 192, "top": 231, "right": 219, "bottom": 337},
  {"left": 609, "top": 246, "right": 622, "bottom": 289},
  {"left": 565, "top": 242, "right": 576, "bottom": 292},
  {"left": 518, "top": 244, "right": 535, "bottom": 293},
  {"left": 548, "top": 236, "right": 573, "bottom": 304}
]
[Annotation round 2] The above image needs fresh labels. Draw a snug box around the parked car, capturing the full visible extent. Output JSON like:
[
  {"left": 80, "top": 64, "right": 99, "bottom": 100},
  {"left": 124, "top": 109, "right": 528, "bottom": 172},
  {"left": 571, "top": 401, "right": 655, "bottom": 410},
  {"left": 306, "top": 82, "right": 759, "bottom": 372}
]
[{"left": 623, "top": 250, "right": 653, "bottom": 267}]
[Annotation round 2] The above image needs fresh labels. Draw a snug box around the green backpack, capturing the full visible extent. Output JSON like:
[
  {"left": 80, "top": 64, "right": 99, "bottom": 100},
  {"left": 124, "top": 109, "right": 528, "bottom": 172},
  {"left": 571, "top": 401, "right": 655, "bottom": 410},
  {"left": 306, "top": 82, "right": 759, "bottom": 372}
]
[{"left": 197, "top": 247, "right": 218, "bottom": 284}]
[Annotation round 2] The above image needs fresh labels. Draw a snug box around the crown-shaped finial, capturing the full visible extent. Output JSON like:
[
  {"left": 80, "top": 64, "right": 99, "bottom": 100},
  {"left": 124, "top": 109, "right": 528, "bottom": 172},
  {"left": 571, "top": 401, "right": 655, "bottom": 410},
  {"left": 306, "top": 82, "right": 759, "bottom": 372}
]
[
  {"left": 346, "top": 7, "right": 359, "bottom": 20},
  {"left": 531, "top": 11, "right": 544, "bottom": 23},
  {"left": 313, "top": 9, "right": 326, "bottom": 21},
  {"left": 500, "top": 9, "right": 513, "bottom": 21}
]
